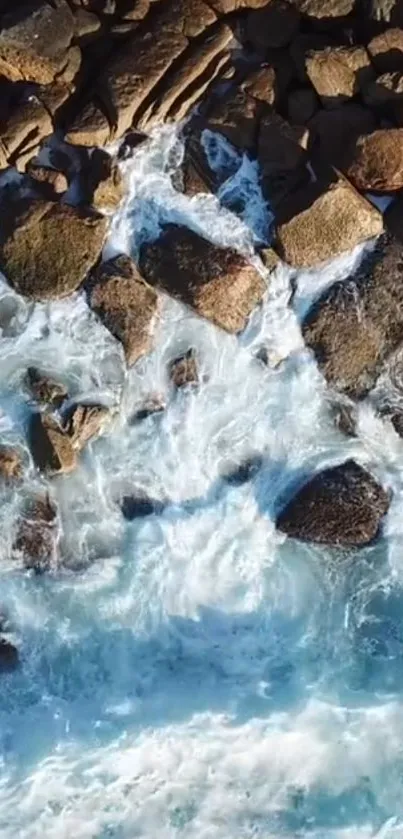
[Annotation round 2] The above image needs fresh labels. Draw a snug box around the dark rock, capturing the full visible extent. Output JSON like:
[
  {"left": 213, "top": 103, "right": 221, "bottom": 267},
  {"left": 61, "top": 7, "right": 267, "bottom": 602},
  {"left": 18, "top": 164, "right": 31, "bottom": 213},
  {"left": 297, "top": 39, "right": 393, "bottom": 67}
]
[
  {"left": 0, "top": 199, "right": 107, "bottom": 300},
  {"left": 367, "top": 28, "right": 403, "bottom": 72},
  {"left": 63, "top": 403, "right": 110, "bottom": 449},
  {"left": 364, "top": 71, "right": 403, "bottom": 106},
  {"left": 302, "top": 233, "right": 403, "bottom": 398},
  {"left": 257, "top": 110, "right": 310, "bottom": 179},
  {"left": 287, "top": 87, "right": 319, "bottom": 124},
  {"left": 305, "top": 46, "right": 374, "bottom": 108},
  {"left": 13, "top": 493, "right": 58, "bottom": 573},
  {"left": 139, "top": 224, "right": 266, "bottom": 333},
  {"left": 0, "top": 446, "right": 22, "bottom": 481},
  {"left": 26, "top": 367, "right": 68, "bottom": 410},
  {"left": 277, "top": 460, "right": 390, "bottom": 546},
  {"left": 29, "top": 412, "right": 77, "bottom": 476},
  {"left": 221, "top": 454, "right": 263, "bottom": 485},
  {"left": 87, "top": 254, "right": 159, "bottom": 365},
  {"left": 169, "top": 349, "right": 199, "bottom": 389},
  {"left": 121, "top": 492, "right": 165, "bottom": 520},
  {"left": 0, "top": 639, "right": 19, "bottom": 672},
  {"left": 246, "top": 1, "right": 300, "bottom": 51},
  {"left": 117, "top": 130, "right": 149, "bottom": 160},
  {"left": 308, "top": 104, "right": 376, "bottom": 168},
  {"left": 346, "top": 128, "right": 403, "bottom": 192},
  {"left": 130, "top": 396, "right": 165, "bottom": 423},
  {"left": 331, "top": 402, "right": 358, "bottom": 437},
  {"left": 205, "top": 88, "right": 263, "bottom": 153}
]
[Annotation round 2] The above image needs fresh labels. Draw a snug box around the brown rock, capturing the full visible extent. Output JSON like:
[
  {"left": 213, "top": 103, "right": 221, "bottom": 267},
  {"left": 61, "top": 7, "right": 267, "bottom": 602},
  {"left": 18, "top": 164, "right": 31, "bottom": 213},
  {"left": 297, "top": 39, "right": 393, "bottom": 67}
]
[
  {"left": 0, "top": 98, "right": 53, "bottom": 165},
  {"left": 207, "top": 0, "right": 271, "bottom": 10},
  {"left": 26, "top": 163, "right": 68, "bottom": 196},
  {"left": 169, "top": 349, "right": 199, "bottom": 388},
  {"left": 65, "top": 101, "right": 111, "bottom": 148},
  {"left": 306, "top": 46, "right": 374, "bottom": 108},
  {"left": 29, "top": 413, "right": 77, "bottom": 476},
  {"left": 73, "top": 8, "right": 102, "bottom": 41},
  {"left": 277, "top": 460, "right": 390, "bottom": 547},
  {"left": 118, "top": 0, "right": 150, "bottom": 21},
  {"left": 364, "top": 71, "right": 403, "bottom": 106},
  {"left": 0, "top": 639, "right": 19, "bottom": 672},
  {"left": 130, "top": 396, "right": 165, "bottom": 423},
  {"left": 26, "top": 367, "right": 68, "bottom": 410},
  {"left": 309, "top": 104, "right": 376, "bottom": 168},
  {"left": 258, "top": 111, "right": 309, "bottom": 178},
  {"left": 275, "top": 173, "right": 383, "bottom": 268},
  {"left": 294, "top": 0, "right": 356, "bottom": 20},
  {"left": 63, "top": 403, "right": 110, "bottom": 449},
  {"left": 246, "top": 1, "right": 300, "bottom": 51},
  {"left": 0, "top": 200, "right": 107, "bottom": 300},
  {"left": 347, "top": 128, "right": 403, "bottom": 192},
  {"left": 57, "top": 45, "right": 82, "bottom": 89},
  {"left": 0, "top": 446, "right": 22, "bottom": 481},
  {"left": 290, "top": 32, "right": 332, "bottom": 83},
  {"left": 87, "top": 254, "right": 159, "bottom": 365},
  {"left": 89, "top": 152, "right": 124, "bottom": 211},
  {"left": 241, "top": 66, "right": 279, "bottom": 106},
  {"left": 0, "top": 1, "right": 74, "bottom": 84},
  {"left": 13, "top": 494, "right": 58, "bottom": 573},
  {"left": 139, "top": 224, "right": 266, "bottom": 333},
  {"left": 287, "top": 87, "right": 319, "bottom": 123},
  {"left": 179, "top": 134, "right": 218, "bottom": 196},
  {"left": 205, "top": 88, "right": 263, "bottom": 153},
  {"left": 367, "top": 28, "right": 403, "bottom": 72},
  {"left": 302, "top": 233, "right": 403, "bottom": 398}
]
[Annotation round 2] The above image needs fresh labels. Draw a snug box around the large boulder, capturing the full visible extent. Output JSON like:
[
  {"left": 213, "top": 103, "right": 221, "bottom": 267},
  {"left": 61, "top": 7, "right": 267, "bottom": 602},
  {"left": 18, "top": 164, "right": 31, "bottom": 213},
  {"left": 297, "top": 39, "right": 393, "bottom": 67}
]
[
  {"left": 0, "top": 1, "right": 74, "bottom": 84},
  {"left": 139, "top": 224, "right": 266, "bottom": 333},
  {"left": 305, "top": 46, "right": 373, "bottom": 108},
  {"left": 346, "top": 128, "right": 403, "bottom": 192},
  {"left": 246, "top": 1, "right": 300, "bottom": 51},
  {"left": 277, "top": 460, "right": 390, "bottom": 547},
  {"left": 302, "top": 233, "right": 403, "bottom": 398},
  {"left": 308, "top": 104, "right": 376, "bottom": 168},
  {"left": 13, "top": 493, "right": 59, "bottom": 573},
  {"left": 87, "top": 255, "right": 159, "bottom": 365},
  {"left": 29, "top": 413, "right": 77, "bottom": 476},
  {"left": 274, "top": 173, "right": 383, "bottom": 268},
  {"left": 0, "top": 199, "right": 107, "bottom": 300}
]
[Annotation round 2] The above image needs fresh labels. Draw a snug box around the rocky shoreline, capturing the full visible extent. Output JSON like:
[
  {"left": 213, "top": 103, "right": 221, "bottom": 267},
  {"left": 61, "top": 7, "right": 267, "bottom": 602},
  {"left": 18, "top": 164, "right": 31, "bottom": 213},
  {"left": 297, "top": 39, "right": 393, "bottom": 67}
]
[{"left": 1, "top": 0, "right": 403, "bottom": 666}]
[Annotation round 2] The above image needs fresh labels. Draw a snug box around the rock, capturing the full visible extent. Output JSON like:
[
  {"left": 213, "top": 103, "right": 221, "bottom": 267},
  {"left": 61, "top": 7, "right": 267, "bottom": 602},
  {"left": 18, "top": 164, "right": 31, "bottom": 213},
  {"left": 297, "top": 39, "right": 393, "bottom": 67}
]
[
  {"left": 0, "top": 639, "right": 19, "bottom": 672},
  {"left": 246, "top": 1, "right": 300, "bottom": 51},
  {"left": 73, "top": 8, "right": 102, "bottom": 42},
  {"left": 13, "top": 493, "right": 58, "bottom": 573},
  {"left": 331, "top": 401, "right": 357, "bottom": 437},
  {"left": 287, "top": 87, "right": 319, "bottom": 123},
  {"left": 0, "top": 97, "right": 53, "bottom": 166},
  {"left": 367, "top": 28, "right": 403, "bottom": 73},
  {"left": 26, "top": 163, "right": 68, "bottom": 196},
  {"left": 241, "top": 66, "right": 279, "bottom": 107},
  {"left": 117, "top": 130, "right": 149, "bottom": 160},
  {"left": 130, "top": 396, "right": 165, "bottom": 423},
  {"left": 221, "top": 454, "right": 263, "bottom": 485},
  {"left": 121, "top": 492, "right": 166, "bottom": 520},
  {"left": 179, "top": 133, "right": 218, "bottom": 196},
  {"left": 277, "top": 460, "right": 390, "bottom": 547},
  {"left": 87, "top": 254, "right": 158, "bottom": 365},
  {"left": 63, "top": 403, "right": 110, "bottom": 449},
  {"left": 367, "top": 0, "right": 403, "bottom": 23},
  {"left": 26, "top": 367, "right": 68, "bottom": 410},
  {"left": 257, "top": 110, "right": 310, "bottom": 178},
  {"left": 169, "top": 349, "right": 199, "bottom": 388},
  {"left": 0, "top": 1, "right": 74, "bottom": 84},
  {"left": 346, "top": 128, "right": 403, "bottom": 192},
  {"left": 29, "top": 412, "right": 77, "bottom": 476},
  {"left": 205, "top": 88, "right": 263, "bottom": 153},
  {"left": 0, "top": 199, "right": 107, "bottom": 300},
  {"left": 89, "top": 152, "right": 124, "bottom": 210},
  {"left": 293, "top": 0, "right": 356, "bottom": 21},
  {"left": 305, "top": 46, "right": 374, "bottom": 108},
  {"left": 308, "top": 104, "right": 376, "bottom": 168},
  {"left": 65, "top": 101, "right": 112, "bottom": 147},
  {"left": 0, "top": 446, "right": 22, "bottom": 481},
  {"left": 364, "top": 71, "right": 403, "bottom": 106},
  {"left": 275, "top": 172, "right": 383, "bottom": 268},
  {"left": 139, "top": 224, "right": 266, "bottom": 333},
  {"left": 302, "top": 233, "right": 403, "bottom": 398}
]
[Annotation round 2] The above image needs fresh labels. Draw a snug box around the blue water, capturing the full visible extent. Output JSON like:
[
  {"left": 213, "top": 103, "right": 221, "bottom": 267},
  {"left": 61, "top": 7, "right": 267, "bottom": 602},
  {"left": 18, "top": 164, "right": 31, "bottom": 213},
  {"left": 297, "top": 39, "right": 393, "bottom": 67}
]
[{"left": 0, "top": 127, "right": 403, "bottom": 839}]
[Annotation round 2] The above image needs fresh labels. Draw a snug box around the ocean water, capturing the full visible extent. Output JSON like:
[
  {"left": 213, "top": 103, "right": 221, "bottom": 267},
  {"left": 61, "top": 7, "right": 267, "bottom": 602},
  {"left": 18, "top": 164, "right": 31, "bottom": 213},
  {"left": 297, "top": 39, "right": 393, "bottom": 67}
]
[{"left": 1, "top": 126, "right": 403, "bottom": 838}]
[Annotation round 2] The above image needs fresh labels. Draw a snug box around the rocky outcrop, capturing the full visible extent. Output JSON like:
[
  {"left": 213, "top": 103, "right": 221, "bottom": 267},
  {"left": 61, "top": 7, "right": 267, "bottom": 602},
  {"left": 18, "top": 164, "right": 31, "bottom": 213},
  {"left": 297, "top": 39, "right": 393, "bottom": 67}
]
[
  {"left": 305, "top": 46, "right": 373, "bottom": 108},
  {"left": 346, "top": 129, "right": 403, "bottom": 192},
  {"left": 169, "top": 349, "right": 199, "bottom": 388},
  {"left": 63, "top": 403, "right": 111, "bottom": 449},
  {"left": 277, "top": 460, "right": 390, "bottom": 547},
  {"left": 0, "top": 200, "right": 107, "bottom": 300},
  {"left": 87, "top": 254, "right": 159, "bottom": 365},
  {"left": 274, "top": 173, "right": 383, "bottom": 268},
  {"left": 302, "top": 233, "right": 403, "bottom": 398},
  {"left": 0, "top": 446, "right": 22, "bottom": 481},
  {"left": 26, "top": 367, "right": 67, "bottom": 411},
  {"left": 13, "top": 494, "right": 59, "bottom": 573},
  {"left": 0, "top": 2, "right": 75, "bottom": 84},
  {"left": 139, "top": 224, "right": 265, "bottom": 333},
  {"left": 28, "top": 413, "right": 77, "bottom": 476}
]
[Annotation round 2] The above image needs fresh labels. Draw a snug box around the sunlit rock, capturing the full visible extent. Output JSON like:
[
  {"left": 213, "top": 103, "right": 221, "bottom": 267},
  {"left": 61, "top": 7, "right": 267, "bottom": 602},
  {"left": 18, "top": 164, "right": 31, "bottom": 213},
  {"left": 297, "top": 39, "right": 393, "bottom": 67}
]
[
  {"left": 63, "top": 403, "right": 111, "bottom": 450},
  {"left": 346, "top": 129, "right": 403, "bottom": 192}
]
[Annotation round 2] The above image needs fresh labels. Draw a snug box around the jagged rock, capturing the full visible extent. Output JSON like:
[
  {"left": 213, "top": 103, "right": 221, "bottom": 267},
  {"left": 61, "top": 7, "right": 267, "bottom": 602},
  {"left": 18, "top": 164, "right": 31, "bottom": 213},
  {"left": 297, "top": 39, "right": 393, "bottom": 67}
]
[
  {"left": 305, "top": 46, "right": 374, "bottom": 108},
  {"left": 121, "top": 492, "right": 165, "bottom": 520},
  {"left": 13, "top": 493, "right": 58, "bottom": 573},
  {"left": 293, "top": 0, "right": 356, "bottom": 21},
  {"left": 364, "top": 71, "right": 403, "bottom": 105},
  {"left": 246, "top": 1, "right": 300, "bottom": 51},
  {"left": 139, "top": 224, "right": 266, "bottom": 333},
  {"left": 117, "top": 130, "right": 148, "bottom": 159},
  {"left": 0, "top": 199, "right": 107, "bottom": 300},
  {"left": 130, "top": 396, "right": 165, "bottom": 423},
  {"left": 88, "top": 151, "right": 124, "bottom": 210},
  {"left": 367, "top": 28, "right": 403, "bottom": 72},
  {"left": 0, "top": 1, "right": 74, "bottom": 84},
  {"left": 26, "top": 163, "right": 68, "bottom": 196},
  {"left": 65, "top": 101, "right": 111, "bottom": 148},
  {"left": 241, "top": 66, "right": 280, "bottom": 106},
  {"left": 169, "top": 349, "right": 199, "bottom": 388},
  {"left": 287, "top": 87, "right": 319, "bottom": 123},
  {"left": 87, "top": 254, "right": 158, "bottom": 365},
  {"left": 63, "top": 403, "right": 110, "bottom": 449},
  {"left": 277, "top": 460, "right": 390, "bottom": 547},
  {"left": 302, "top": 233, "right": 403, "bottom": 398},
  {"left": 0, "top": 639, "right": 19, "bottom": 672},
  {"left": 0, "top": 98, "right": 53, "bottom": 166},
  {"left": 308, "top": 104, "right": 376, "bottom": 168},
  {"left": 275, "top": 173, "right": 383, "bottom": 268},
  {"left": 0, "top": 446, "right": 22, "bottom": 481},
  {"left": 29, "top": 413, "right": 77, "bottom": 476},
  {"left": 205, "top": 88, "right": 263, "bottom": 153},
  {"left": 346, "top": 128, "right": 403, "bottom": 192},
  {"left": 26, "top": 367, "right": 68, "bottom": 410}
]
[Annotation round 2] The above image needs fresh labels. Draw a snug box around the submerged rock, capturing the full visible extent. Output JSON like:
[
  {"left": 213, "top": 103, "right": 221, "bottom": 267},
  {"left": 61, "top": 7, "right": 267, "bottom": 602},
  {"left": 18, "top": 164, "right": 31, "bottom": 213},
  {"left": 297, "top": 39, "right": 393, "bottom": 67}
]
[
  {"left": 0, "top": 199, "right": 107, "bottom": 300},
  {"left": 29, "top": 412, "right": 77, "bottom": 476},
  {"left": 63, "top": 403, "right": 111, "bottom": 450},
  {"left": 26, "top": 367, "right": 68, "bottom": 411},
  {"left": 302, "top": 233, "right": 403, "bottom": 398},
  {"left": 129, "top": 396, "right": 165, "bottom": 423},
  {"left": 0, "top": 446, "right": 22, "bottom": 481},
  {"left": 277, "top": 460, "right": 390, "bottom": 547},
  {"left": 0, "top": 638, "right": 19, "bottom": 672},
  {"left": 169, "top": 350, "right": 199, "bottom": 389},
  {"left": 13, "top": 494, "right": 58, "bottom": 573},
  {"left": 87, "top": 254, "right": 158, "bottom": 366},
  {"left": 139, "top": 224, "right": 265, "bottom": 333},
  {"left": 221, "top": 454, "right": 263, "bottom": 485},
  {"left": 121, "top": 492, "right": 166, "bottom": 520}
]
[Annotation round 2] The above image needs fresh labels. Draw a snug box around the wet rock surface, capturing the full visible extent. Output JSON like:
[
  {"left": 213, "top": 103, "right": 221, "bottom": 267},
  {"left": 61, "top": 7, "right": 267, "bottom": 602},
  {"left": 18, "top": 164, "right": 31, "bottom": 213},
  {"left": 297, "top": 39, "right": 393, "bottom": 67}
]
[
  {"left": 169, "top": 349, "right": 199, "bottom": 389},
  {"left": 63, "top": 403, "right": 111, "bottom": 449},
  {"left": 13, "top": 493, "right": 59, "bottom": 573},
  {"left": 277, "top": 460, "right": 390, "bottom": 547},
  {"left": 29, "top": 412, "right": 77, "bottom": 476},
  {"left": 0, "top": 446, "right": 22, "bottom": 481},
  {"left": 26, "top": 367, "right": 68, "bottom": 411},
  {"left": 0, "top": 638, "right": 19, "bottom": 672}
]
